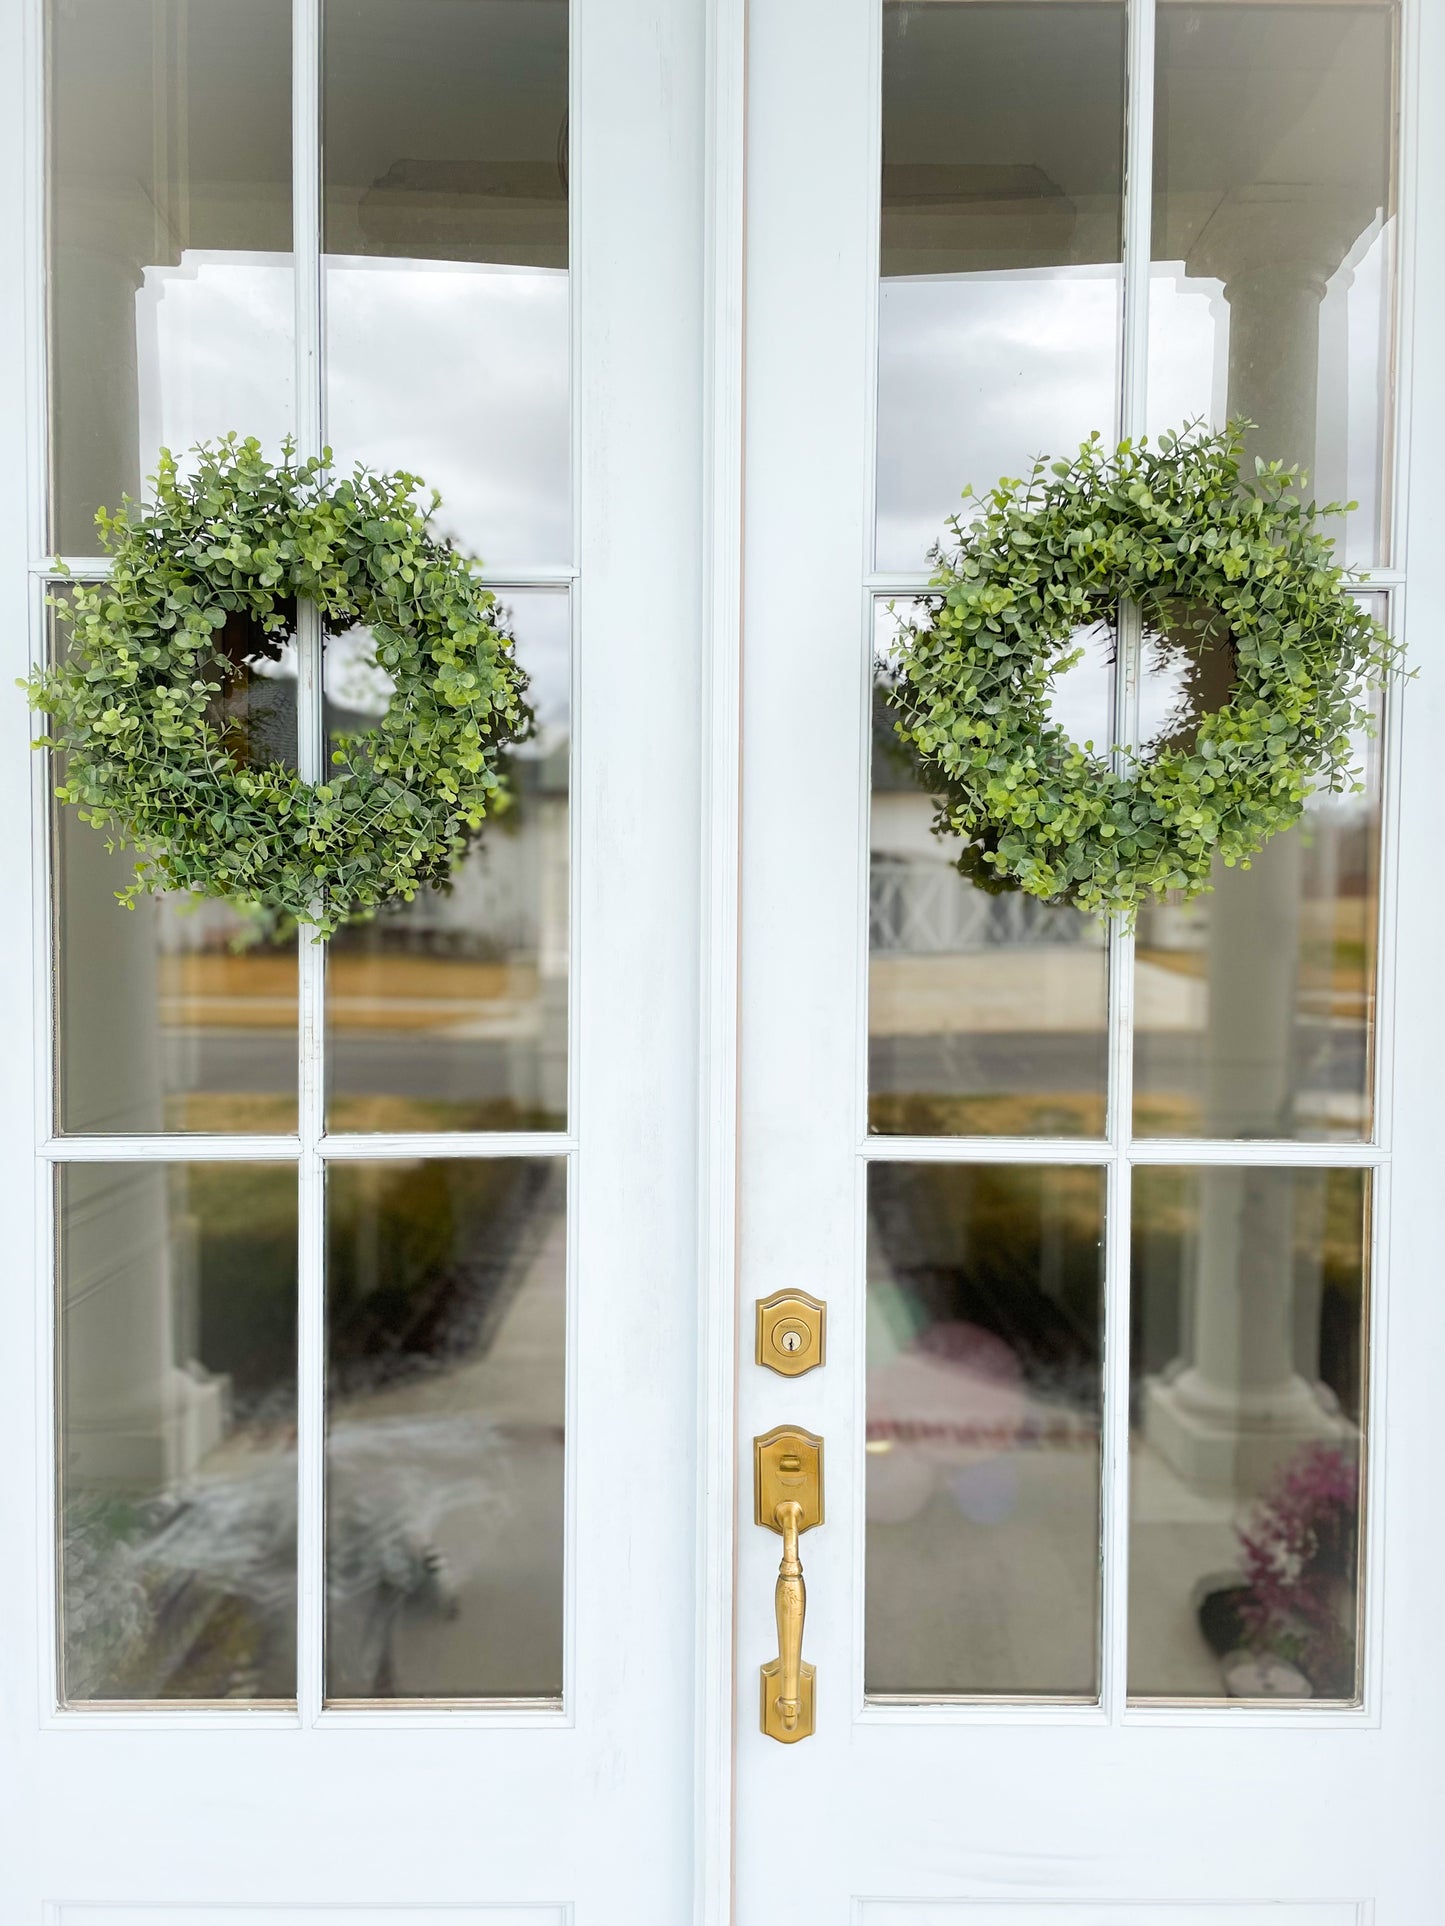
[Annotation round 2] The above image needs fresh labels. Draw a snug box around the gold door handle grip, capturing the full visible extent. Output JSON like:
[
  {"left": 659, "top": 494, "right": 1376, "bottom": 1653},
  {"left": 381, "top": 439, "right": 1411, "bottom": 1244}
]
[
  {"left": 755, "top": 1425, "right": 822, "bottom": 1743},
  {"left": 769, "top": 1500, "right": 808, "bottom": 1734}
]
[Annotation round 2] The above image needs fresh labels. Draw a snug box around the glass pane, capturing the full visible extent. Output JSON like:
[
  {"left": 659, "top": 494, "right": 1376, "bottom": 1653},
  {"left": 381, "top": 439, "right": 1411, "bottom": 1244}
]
[
  {"left": 59, "top": 1164, "right": 298, "bottom": 1703},
  {"left": 326, "top": 591, "right": 568, "bottom": 1133},
  {"left": 1129, "top": 1165, "right": 1368, "bottom": 1702},
  {"left": 323, "top": 0, "right": 569, "bottom": 569},
  {"left": 326, "top": 1157, "right": 565, "bottom": 1700},
  {"left": 870, "top": 601, "right": 1109, "bottom": 1138},
  {"left": 866, "top": 1162, "right": 1104, "bottom": 1698},
  {"left": 48, "top": 0, "right": 294, "bottom": 554},
  {"left": 876, "top": 0, "right": 1126, "bottom": 572},
  {"left": 51, "top": 603, "right": 299, "bottom": 1136},
  {"left": 1148, "top": 2, "right": 1398, "bottom": 568},
  {"left": 1131, "top": 597, "right": 1383, "bottom": 1142}
]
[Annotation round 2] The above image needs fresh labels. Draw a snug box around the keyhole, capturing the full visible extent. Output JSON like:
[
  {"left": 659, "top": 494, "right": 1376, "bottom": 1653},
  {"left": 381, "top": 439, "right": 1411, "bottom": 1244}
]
[{"left": 781, "top": 1329, "right": 802, "bottom": 1352}]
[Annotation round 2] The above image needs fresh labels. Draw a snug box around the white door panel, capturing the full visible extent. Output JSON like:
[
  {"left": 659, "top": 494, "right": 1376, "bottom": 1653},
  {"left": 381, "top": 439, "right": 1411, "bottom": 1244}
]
[
  {"left": 856, "top": 1911, "right": 1360, "bottom": 1926},
  {"left": 57, "top": 1913, "right": 565, "bottom": 1926},
  {"left": 733, "top": 0, "right": 1445, "bottom": 1918},
  {"left": 0, "top": 0, "right": 705, "bottom": 1918},
  {"left": 4, "top": 0, "right": 1445, "bottom": 1917}
]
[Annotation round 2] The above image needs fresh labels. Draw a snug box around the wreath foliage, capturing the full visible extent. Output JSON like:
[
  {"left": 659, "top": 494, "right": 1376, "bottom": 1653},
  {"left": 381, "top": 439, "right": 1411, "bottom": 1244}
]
[
  {"left": 28, "top": 436, "right": 531, "bottom": 937},
  {"left": 887, "top": 424, "right": 1402, "bottom": 920}
]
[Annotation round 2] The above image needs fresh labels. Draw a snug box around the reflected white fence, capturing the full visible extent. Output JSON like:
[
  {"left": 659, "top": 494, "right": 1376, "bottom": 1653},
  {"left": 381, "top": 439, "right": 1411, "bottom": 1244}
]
[{"left": 870, "top": 856, "right": 1094, "bottom": 955}]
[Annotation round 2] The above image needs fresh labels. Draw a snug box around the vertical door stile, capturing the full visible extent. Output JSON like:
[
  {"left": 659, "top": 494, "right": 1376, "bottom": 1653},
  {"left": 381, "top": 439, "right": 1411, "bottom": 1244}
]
[{"left": 696, "top": 0, "right": 749, "bottom": 1917}]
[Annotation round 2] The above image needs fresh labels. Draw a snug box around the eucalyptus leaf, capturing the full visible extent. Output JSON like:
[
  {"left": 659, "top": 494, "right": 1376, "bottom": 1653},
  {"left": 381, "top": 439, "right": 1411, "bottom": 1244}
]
[
  {"left": 25, "top": 436, "right": 531, "bottom": 938},
  {"left": 889, "top": 423, "right": 1403, "bottom": 922}
]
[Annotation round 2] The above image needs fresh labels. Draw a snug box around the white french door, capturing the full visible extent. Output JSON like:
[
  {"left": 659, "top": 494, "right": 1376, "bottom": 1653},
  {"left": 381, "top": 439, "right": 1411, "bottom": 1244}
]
[
  {"left": 4, "top": 0, "right": 1445, "bottom": 1920},
  {"left": 0, "top": 0, "right": 707, "bottom": 1919},
  {"left": 730, "top": 0, "right": 1445, "bottom": 1921}
]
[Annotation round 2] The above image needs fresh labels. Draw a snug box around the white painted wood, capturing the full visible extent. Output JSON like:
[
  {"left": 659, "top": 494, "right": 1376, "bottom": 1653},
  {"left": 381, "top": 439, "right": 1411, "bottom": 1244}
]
[
  {"left": 856, "top": 1910, "right": 1360, "bottom": 1926},
  {"left": 54, "top": 1912, "right": 567, "bottom": 1926},
  {"left": 694, "top": 0, "right": 748, "bottom": 1922},
  {"left": 733, "top": 0, "right": 1445, "bottom": 1921},
  {"left": 0, "top": 0, "right": 709, "bottom": 1921},
  {"left": 5, "top": 0, "right": 1444, "bottom": 1915}
]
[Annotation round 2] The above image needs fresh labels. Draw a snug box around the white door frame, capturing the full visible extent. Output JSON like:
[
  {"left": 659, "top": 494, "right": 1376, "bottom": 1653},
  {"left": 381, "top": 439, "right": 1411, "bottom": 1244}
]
[{"left": 4, "top": 0, "right": 1445, "bottom": 1914}]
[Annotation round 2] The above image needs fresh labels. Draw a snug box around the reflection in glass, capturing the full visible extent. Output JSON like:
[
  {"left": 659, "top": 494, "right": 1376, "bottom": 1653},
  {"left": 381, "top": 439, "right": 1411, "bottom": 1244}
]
[
  {"left": 1131, "top": 599, "right": 1383, "bottom": 1142},
  {"left": 325, "top": 1159, "right": 565, "bottom": 1701},
  {"left": 870, "top": 603, "right": 1109, "bottom": 1138},
  {"left": 876, "top": 0, "right": 1126, "bottom": 571},
  {"left": 1148, "top": 2, "right": 1398, "bottom": 568},
  {"left": 866, "top": 1162, "right": 1104, "bottom": 1698},
  {"left": 48, "top": 0, "right": 294, "bottom": 554},
  {"left": 1129, "top": 1166, "right": 1367, "bottom": 1702},
  {"left": 326, "top": 592, "right": 568, "bottom": 1134},
  {"left": 52, "top": 606, "right": 299, "bottom": 1135},
  {"left": 323, "top": 0, "right": 570, "bottom": 567},
  {"left": 58, "top": 1164, "right": 298, "bottom": 1702}
]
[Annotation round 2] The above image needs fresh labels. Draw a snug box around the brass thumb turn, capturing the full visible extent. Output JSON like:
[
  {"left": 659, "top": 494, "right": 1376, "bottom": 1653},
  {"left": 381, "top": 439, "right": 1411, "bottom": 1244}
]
[{"left": 754, "top": 1425, "right": 823, "bottom": 1743}]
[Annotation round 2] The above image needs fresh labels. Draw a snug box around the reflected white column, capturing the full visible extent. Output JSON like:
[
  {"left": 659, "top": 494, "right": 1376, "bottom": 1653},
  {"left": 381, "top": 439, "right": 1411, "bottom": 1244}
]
[
  {"left": 1144, "top": 187, "right": 1371, "bottom": 1495},
  {"left": 64, "top": 1168, "right": 225, "bottom": 1491},
  {"left": 1143, "top": 1168, "right": 1349, "bottom": 1494},
  {"left": 51, "top": 179, "right": 175, "bottom": 546}
]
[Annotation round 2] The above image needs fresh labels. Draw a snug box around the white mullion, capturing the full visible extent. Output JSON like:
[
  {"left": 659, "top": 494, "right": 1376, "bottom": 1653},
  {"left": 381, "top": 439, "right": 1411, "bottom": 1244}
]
[
  {"left": 291, "top": 0, "right": 326, "bottom": 1728},
  {"left": 32, "top": 557, "right": 583, "bottom": 587},
  {"left": 41, "top": 1135, "right": 302, "bottom": 1162},
  {"left": 858, "top": 1133, "right": 1383, "bottom": 1170},
  {"left": 1100, "top": 0, "right": 1157, "bottom": 1726},
  {"left": 1100, "top": 896, "right": 1137, "bottom": 1723},
  {"left": 33, "top": 558, "right": 113, "bottom": 578},
  {"left": 863, "top": 572, "right": 936, "bottom": 595},
  {"left": 1119, "top": 0, "right": 1156, "bottom": 443},
  {"left": 1128, "top": 1137, "right": 1386, "bottom": 1168},
  {"left": 320, "top": 1132, "right": 576, "bottom": 1161},
  {"left": 1369, "top": 588, "right": 1403, "bottom": 1158},
  {"left": 31, "top": 574, "right": 57, "bottom": 1154},
  {"left": 862, "top": 1135, "right": 1114, "bottom": 1166},
  {"left": 1098, "top": 1148, "right": 1133, "bottom": 1719}
]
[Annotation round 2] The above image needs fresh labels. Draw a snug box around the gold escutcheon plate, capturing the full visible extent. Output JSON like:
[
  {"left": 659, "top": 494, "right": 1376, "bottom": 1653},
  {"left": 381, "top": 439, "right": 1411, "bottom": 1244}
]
[
  {"left": 755, "top": 1289, "right": 826, "bottom": 1377},
  {"left": 754, "top": 1423, "right": 824, "bottom": 1534},
  {"left": 760, "top": 1657, "right": 816, "bottom": 1743}
]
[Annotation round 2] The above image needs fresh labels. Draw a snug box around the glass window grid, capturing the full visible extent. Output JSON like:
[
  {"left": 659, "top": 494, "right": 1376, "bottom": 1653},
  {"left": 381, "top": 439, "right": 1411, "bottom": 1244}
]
[
  {"left": 35, "top": 0, "right": 578, "bottom": 1719},
  {"left": 30, "top": 0, "right": 1401, "bottom": 1722},
  {"left": 859, "top": 0, "right": 1398, "bottom": 1718}
]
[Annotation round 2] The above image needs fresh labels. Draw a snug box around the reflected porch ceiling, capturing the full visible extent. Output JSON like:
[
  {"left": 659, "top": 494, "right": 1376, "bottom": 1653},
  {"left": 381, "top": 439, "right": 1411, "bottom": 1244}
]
[{"left": 882, "top": 2, "right": 1393, "bottom": 285}]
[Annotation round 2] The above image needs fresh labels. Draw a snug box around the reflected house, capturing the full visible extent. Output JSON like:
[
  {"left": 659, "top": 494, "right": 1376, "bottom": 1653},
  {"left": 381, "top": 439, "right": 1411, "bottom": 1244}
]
[
  {"left": 49, "top": 0, "right": 572, "bottom": 1707},
  {"left": 101, "top": 634, "right": 572, "bottom": 1139},
  {"left": 865, "top": 1162, "right": 1106, "bottom": 1700},
  {"left": 868, "top": 669, "right": 1110, "bottom": 1141},
  {"left": 1130, "top": 2, "right": 1387, "bottom": 1701},
  {"left": 868, "top": 0, "right": 1392, "bottom": 1702},
  {"left": 324, "top": 699, "right": 570, "bottom": 1135},
  {"left": 59, "top": 1163, "right": 300, "bottom": 1701},
  {"left": 43, "top": 0, "right": 1396, "bottom": 1725}
]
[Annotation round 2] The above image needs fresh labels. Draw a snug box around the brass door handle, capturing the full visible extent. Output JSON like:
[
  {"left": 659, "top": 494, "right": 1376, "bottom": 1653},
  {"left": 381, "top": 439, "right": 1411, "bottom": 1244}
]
[
  {"left": 768, "top": 1500, "right": 810, "bottom": 1736},
  {"left": 755, "top": 1426, "right": 823, "bottom": 1743}
]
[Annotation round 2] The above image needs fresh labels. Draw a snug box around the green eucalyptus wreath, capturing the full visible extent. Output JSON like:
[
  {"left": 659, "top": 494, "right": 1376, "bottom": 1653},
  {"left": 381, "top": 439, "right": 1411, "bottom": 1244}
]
[
  {"left": 887, "top": 424, "right": 1402, "bottom": 920},
  {"left": 28, "top": 436, "right": 531, "bottom": 937}
]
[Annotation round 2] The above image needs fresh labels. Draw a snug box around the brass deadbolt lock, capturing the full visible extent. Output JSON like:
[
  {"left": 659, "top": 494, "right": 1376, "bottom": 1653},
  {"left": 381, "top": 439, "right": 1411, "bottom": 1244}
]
[{"left": 755, "top": 1290, "right": 826, "bottom": 1377}]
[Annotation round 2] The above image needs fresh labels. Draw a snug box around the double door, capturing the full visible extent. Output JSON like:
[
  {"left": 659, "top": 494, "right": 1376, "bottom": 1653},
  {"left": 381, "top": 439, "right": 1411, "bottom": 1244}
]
[{"left": 1, "top": 0, "right": 1443, "bottom": 1921}]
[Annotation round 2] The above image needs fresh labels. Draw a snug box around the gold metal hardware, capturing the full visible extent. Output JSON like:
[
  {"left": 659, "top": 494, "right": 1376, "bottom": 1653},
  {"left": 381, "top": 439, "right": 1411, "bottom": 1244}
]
[
  {"left": 754, "top": 1425, "right": 823, "bottom": 1742},
  {"left": 755, "top": 1290, "right": 826, "bottom": 1377}
]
